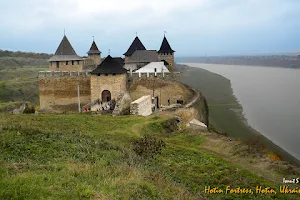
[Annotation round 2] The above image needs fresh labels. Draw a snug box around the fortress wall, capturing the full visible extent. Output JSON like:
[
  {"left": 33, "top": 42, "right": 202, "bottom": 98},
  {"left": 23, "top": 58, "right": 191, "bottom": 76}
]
[
  {"left": 39, "top": 76, "right": 91, "bottom": 112},
  {"left": 129, "top": 76, "right": 194, "bottom": 106},
  {"left": 90, "top": 74, "right": 127, "bottom": 102}
]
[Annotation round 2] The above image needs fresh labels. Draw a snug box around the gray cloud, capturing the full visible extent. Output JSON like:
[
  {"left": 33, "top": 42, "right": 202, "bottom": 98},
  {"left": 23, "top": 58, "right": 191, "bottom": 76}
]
[{"left": 0, "top": 0, "right": 299, "bottom": 55}]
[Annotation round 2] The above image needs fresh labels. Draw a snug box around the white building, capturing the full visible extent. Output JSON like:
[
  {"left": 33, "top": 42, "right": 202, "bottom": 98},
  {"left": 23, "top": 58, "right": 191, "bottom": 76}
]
[{"left": 135, "top": 62, "right": 170, "bottom": 73}]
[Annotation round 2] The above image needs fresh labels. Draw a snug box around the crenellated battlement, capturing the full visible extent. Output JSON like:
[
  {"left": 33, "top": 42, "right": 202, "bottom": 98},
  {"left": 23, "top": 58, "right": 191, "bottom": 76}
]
[
  {"left": 38, "top": 71, "right": 180, "bottom": 80},
  {"left": 38, "top": 71, "right": 92, "bottom": 78}
]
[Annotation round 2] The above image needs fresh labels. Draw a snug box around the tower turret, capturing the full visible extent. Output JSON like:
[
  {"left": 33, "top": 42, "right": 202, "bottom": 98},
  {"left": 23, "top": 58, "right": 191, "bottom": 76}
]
[
  {"left": 48, "top": 35, "right": 83, "bottom": 72},
  {"left": 158, "top": 36, "right": 175, "bottom": 72},
  {"left": 87, "top": 40, "right": 102, "bottom": 65}
]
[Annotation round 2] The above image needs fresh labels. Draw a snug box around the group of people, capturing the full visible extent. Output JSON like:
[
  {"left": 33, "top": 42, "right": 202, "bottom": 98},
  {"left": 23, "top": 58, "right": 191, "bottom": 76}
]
[{"left": 83, "top": 99, "right": 116, "bottom": 112}]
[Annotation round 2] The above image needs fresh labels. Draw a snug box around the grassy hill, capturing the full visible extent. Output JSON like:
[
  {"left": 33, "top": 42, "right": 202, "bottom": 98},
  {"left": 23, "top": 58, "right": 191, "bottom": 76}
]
[
  {"left": 0, "top": 49, "right": 51, "bottom": 69},
  {"left": 0, "top": 113, "right": 299, "bottom": 199},
  {"left": 0, "top": 50, "right": 50, "bottom": 110}
]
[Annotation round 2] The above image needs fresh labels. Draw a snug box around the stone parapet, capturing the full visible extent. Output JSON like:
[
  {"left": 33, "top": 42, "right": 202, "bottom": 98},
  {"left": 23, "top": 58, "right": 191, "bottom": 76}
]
[
  {"left": 38, "top": 71, "right": 91, "bottom": 78},
  {"left": 130, "top": 95, "right": 152, "bottom": 116}
]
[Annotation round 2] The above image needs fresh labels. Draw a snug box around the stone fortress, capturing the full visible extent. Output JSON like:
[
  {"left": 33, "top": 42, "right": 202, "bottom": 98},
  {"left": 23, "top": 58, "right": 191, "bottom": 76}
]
[{"left": 38, "top": 34, "right": 195, "bottom": 115}]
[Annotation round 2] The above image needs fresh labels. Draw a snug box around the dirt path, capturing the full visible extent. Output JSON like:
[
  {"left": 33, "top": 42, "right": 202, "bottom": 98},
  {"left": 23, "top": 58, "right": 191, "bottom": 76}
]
[{"left": 185, "top": 90, "right": 200, "bottom": 108}]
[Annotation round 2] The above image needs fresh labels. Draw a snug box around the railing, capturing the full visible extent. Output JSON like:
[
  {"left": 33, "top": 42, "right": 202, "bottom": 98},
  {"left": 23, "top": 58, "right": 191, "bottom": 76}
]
[{"left": 128, "top": 72, "right": 180, "bottom": 79}]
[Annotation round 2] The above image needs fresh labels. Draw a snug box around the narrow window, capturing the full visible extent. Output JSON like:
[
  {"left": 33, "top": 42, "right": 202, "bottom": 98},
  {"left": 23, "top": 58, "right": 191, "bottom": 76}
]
[
  {"left": 66, "top": 61, "right": 68, "bottom": 65},
  {"left": 98, "top": 73, "right": 100, "bottom": 76},
  {"left": 72, "top": 61, "right": 74, "bottom": 65}
]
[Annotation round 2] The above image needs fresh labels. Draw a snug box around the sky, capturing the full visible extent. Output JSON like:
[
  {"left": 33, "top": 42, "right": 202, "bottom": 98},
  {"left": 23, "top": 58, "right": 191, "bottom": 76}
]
[{"left": 0, "top": 0, "right": 300, "bottom": 57}]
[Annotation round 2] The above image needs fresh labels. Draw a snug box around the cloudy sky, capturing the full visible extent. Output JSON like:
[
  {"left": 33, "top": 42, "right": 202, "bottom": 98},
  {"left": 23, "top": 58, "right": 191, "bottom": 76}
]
[{"left": 0, "top": 0, "right": 299, "bottom": 56}]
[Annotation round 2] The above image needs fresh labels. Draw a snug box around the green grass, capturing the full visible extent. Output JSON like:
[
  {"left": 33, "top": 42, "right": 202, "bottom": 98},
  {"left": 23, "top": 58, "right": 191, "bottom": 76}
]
[
  {"left": 0, "top": 114, "right": 298, "bottom": 199},
  {"left": 180, "top": 66, "right": 300, "bottom": 165},
  {"left": 0, "top": 101, "right": 23, "bottom": 112},
  {"left": 0, "top": 66, "right": 47, "bottom": 105}
]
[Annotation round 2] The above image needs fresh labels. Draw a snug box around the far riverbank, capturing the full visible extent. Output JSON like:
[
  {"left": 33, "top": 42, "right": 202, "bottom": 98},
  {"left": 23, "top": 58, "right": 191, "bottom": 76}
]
[{"left": 178, "top": 64, "right": 300, "bottom": 166}]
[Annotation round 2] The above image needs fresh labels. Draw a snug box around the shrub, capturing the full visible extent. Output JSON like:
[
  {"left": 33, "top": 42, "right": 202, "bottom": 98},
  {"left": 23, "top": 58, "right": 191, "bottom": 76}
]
[
  {"left": 0, "top": 81, "right": 6, "bottom": 88},
  {"left": 133, "top": 136, "right": 166, "bottom": 159},
  {"left": 23, "top": 104, "right": 35, "bottom": 114}
]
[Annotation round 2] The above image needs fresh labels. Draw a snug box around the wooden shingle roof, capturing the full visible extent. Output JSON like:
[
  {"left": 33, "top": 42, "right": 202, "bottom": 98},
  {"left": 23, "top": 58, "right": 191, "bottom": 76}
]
[
  {"left": 87, "top": 41, "right": 101, "bottom": 54},
  {"left": 123, "top": 36, "right": 146, "bottom": 57},
  {"left": 158, "top": 36, "right": 175, "bottom": 54},
  {"left": 91, "top": 55, "right": 127, "bottom": 74},
  {"left": 48, "top": 35, "right": 83, "bottom": 62},
  {"left": 126, "top": 50, "right": 159, "bottom": 63}
]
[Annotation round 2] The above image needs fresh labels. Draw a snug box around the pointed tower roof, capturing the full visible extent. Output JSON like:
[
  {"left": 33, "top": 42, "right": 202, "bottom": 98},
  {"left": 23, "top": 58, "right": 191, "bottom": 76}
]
[
  {"left": 158, "top": 36, "right": 175, "bottom": 54},
  {"left": 49, "top": 35, "right": 82, "bottom": 61},
  {"left": 91, "top": 55, "right": 127, "bottom": 74},
  {"left": 123, "top": 36, "right": 146, "bottom": 57},
  {"left": 87, "top": 41, "right": 101, "bottom": 54}
]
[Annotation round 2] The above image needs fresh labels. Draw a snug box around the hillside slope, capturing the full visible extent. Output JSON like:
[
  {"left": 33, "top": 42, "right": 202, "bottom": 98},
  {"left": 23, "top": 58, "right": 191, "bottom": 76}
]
[
  {"left": 0, "top": 114, "right": 299, "bottom": 199},
  {"left": 0, "top": 50, "right": 50, "bottom": 110},
  {"left": 0, "top": 50, "right": 51, "bottom": 69}
]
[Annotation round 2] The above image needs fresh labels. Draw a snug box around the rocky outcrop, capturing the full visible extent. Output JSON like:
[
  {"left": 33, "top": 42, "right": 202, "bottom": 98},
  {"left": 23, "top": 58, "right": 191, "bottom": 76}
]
[
  {"left": 112, "top": 92, "right": 132, "bottom": 116},
  {"left": 186, "top": 118, "right": 207, "bottom": 130}
]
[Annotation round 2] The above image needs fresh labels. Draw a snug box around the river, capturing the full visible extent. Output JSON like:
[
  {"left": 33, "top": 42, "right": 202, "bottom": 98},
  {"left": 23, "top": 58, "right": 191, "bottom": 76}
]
[{"left": 182, "top": 63, "right": 300, "bottom": 161}]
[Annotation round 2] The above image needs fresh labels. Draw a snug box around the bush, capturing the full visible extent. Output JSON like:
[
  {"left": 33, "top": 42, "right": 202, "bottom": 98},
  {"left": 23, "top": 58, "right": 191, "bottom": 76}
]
[
  {"left": 23, "top": 104, "right": 35, "bottom": 114},
  {"left": 133, "top": 136, "right": 166, "bottom": 159},
  {"left": 0, "top": 81, "right": 6, "bottom": 88}
]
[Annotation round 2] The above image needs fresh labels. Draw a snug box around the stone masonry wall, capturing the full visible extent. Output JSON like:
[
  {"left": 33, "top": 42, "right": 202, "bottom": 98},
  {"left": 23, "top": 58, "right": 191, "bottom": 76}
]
[
  {"left": 129, "top": 77, "right": 194, "bottom": 106},
  {"left": 158, "top": 54, "right": 174, "bottom": 72},
  {"left": 49, "top": 61, "right": 84, "bottom": 72},
  {"left": 130, "top": 95, "right": 152, "bottom": 116},
  {"left": 39, "top": 76, "right": 91, "bottom": 112},
  {"left": 90, "top": 74, "right": 127, "bottom": 102},
  {"left": 88, "top": 54, "right": 102, "bottom": 65}
]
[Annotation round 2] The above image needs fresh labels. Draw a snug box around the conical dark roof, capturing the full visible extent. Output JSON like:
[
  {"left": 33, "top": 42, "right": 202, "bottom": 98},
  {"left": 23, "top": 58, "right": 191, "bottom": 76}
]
[
  {"left": 55, "top": 35, "right": 77, "bottom": 55},
  {"left": 87, "top": 41, "right": 101, "bottom": 54},
  {"left": 158, "top": 36, "right": 175, "bottom": 54},
  {"left": 91, "top": 55, "right": 127, "bottom": 74},
  {"left": 48, "top": 35, "right": 82, "bottom": 61},
  {"left": 123, "top": 36, "right": 146, "bottom": 57}
]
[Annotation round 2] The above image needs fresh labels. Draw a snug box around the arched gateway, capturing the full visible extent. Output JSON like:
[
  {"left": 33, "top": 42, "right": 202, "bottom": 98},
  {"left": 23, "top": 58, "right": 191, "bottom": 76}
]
[{"left": 102, "top": 90, "right": 111, "bottom": 102}]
